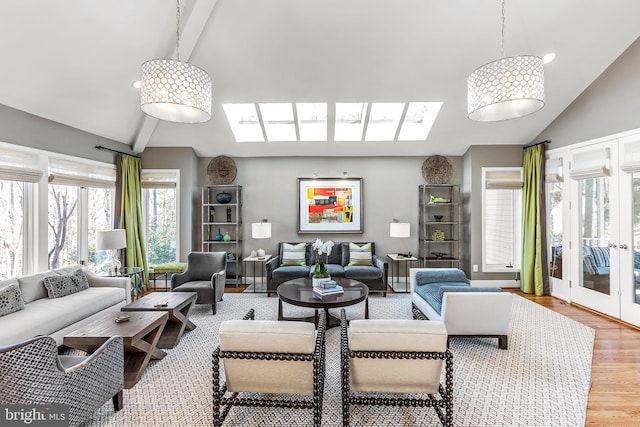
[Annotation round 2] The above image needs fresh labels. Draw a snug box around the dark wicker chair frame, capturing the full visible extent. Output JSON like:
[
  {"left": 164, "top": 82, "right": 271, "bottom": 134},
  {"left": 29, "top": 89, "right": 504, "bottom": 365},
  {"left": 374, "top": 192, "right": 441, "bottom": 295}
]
[
  {"left": 412, "top": 302, "right": 508, "bottom": 350},
  {"left": 340, "top": 309, "right": 453, "bottom": 427},
  {"left": 212, "top": 309, "right": 327, "bottom": 427}
]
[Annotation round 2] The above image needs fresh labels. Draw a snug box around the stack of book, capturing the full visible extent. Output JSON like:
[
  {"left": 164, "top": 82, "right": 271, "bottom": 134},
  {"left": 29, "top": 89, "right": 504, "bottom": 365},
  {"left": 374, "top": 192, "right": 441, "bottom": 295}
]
[{"left": 313, "top": 280, "right": 344, "bottom": 297}]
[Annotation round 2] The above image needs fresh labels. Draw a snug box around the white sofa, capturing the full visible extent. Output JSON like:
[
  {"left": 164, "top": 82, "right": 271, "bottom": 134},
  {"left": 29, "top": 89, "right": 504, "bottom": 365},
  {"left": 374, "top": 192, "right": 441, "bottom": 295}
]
[
  {"left": 409, "top": 268, "right": 513, "bottom": 349},
  {"left": 0, "top": 266, "right": 130, "bottom": 346}
]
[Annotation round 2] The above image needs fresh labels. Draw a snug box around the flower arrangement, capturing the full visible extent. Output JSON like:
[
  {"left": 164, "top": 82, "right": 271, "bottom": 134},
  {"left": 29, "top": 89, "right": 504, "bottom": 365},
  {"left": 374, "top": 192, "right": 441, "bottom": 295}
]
[{"left": 312, "top": 239, "right": 334, "bottom": 279}]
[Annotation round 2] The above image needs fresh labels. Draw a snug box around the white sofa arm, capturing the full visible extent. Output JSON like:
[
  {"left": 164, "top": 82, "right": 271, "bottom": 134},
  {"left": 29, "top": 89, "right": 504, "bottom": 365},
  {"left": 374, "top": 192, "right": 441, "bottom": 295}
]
[
  {"left": 409, "top": 268, "right": 462, "bottom": 293},
  {"left": 84, "top": 269, "right": 131, "bottom": 303}
]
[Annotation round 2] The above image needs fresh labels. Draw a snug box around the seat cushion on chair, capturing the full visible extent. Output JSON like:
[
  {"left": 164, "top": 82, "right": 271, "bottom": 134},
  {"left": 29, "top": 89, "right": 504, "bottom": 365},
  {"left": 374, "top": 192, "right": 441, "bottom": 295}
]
[
  {"left": 415, "top": 282, "right": 470, "bottom": 315},
  {"left": 348, "top": 320, "right": 447, "bottom": 394},
  {"left": 174, "top": 281, "right": 214, "bottom": 304},
  {"left": 344, "top": 265, "right": 382, "bottom": 280},
  {"left": 219, "top": 320, "right": 316, "bottom": 395}
]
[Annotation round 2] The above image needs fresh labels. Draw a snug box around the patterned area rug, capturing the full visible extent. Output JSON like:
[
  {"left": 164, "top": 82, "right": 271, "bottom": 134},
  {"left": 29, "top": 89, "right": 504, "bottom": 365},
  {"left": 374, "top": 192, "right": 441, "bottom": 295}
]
[{"left": 84, "top": 293, "right": 594, "bottom": 427}]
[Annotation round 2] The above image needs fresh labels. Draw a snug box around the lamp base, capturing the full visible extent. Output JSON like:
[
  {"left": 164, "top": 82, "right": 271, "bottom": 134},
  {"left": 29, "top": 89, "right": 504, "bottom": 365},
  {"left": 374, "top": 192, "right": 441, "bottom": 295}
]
[{"left": 99, "top": 250, "right": 121, "bottom": 275}]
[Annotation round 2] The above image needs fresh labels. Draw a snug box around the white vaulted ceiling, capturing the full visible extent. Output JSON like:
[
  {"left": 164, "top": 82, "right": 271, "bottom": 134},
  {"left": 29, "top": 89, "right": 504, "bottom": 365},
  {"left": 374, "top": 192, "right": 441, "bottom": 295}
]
[{"left": 0, "top": 0, "right": 638, "bottom": 157}]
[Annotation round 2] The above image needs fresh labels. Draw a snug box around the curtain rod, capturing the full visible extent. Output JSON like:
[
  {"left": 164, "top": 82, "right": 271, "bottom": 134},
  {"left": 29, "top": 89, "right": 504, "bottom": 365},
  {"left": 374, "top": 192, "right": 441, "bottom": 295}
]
[
  {"left": 95, "top": 145, "right": 141, "bottom": 159},
  {"left": 523, "top": 140, "right": 551, "bottom": 150}
]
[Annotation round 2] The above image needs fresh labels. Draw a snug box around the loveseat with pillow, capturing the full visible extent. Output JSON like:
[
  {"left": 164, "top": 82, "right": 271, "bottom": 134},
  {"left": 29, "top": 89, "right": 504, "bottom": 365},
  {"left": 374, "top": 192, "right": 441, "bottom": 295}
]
[
  {"left": 0, "top": 266, "right": 130, "bottom": 346},
  {"left": 410, "top": 268, "right": 513, "bottom": 349},
  {"left": 265, "top": 242, "right": 388, "bottom": 296}
]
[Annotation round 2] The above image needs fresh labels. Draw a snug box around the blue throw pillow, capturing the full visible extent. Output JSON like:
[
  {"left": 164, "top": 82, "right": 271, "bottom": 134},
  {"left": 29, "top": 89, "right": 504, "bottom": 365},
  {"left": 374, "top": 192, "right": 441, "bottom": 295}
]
[{"left": 415, "top": 269, "right": 467, "bottom": 285}]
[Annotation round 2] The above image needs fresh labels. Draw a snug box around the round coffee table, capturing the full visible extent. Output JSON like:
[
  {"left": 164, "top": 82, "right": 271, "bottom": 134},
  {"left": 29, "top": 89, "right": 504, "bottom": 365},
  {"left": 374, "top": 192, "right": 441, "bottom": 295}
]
[{"left": 277, "top": 277, "right": 369, "bottom": 329}]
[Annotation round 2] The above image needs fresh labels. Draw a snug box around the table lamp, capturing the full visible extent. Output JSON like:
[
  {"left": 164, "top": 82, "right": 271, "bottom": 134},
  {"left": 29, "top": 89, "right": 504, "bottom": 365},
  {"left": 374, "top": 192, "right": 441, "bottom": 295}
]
[
  {"left": 390, "top": 220, "right": 411, "bottom": 257},
  {"left": 251, "top": 220, "right": 271, "bottom": 258},
  {"left": 96, "top": 229, "right": 127, "bottom": 274}
]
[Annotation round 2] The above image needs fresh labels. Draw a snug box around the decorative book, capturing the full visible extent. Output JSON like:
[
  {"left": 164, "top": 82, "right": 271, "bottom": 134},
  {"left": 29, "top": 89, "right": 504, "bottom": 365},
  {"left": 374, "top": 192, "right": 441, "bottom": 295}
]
[{"left": 313, "top": 284, "right": 344, "bottom": 296}]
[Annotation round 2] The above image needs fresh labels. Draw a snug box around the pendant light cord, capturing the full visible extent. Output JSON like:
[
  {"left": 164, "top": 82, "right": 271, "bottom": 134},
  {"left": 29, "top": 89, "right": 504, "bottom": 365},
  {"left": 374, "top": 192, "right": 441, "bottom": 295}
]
[
  {"left": 176, "top": 0, "right": 181, "bottom": 62},
  {"left": 501, "top": 0, "right": 506, "bottom": 59}
]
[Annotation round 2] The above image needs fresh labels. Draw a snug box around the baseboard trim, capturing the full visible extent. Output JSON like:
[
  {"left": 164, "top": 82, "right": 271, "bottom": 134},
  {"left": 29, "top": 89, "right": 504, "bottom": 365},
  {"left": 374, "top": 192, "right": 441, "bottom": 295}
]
[{"left": 469, "top": 279, "right": 520, "bottom": 289}]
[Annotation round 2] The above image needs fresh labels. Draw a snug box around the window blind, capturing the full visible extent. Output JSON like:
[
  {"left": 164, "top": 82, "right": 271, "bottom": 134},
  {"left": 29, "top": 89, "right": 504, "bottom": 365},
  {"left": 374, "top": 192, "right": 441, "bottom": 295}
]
[
  {"left": 48, "top": 157, "right": 115, "bottom": 188},
  {"left": 569, "top": 146, "right": 610, "bottom": 180},
  {"left": 0, "top": 149, "right": 43, "bottom": 182},
  {"left": 545, "top": 156, "right": 563, "bottom": 183},
  {"left": 620, "top": 133, "right": 640, "bottom": 173},
  {"left": 141, "top": 170, "right": 178, "bottom": 189},
  {"left": 484, "top": 169, "right": 523, "bottom": 189}
]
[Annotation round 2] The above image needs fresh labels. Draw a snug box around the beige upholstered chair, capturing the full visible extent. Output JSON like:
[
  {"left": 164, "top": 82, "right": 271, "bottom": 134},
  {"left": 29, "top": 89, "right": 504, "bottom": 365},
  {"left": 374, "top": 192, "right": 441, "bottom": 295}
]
[
  {"left": 340, "top": 310, "right": 453, "bottom": 427},
  {"left": 213, "top": 309, "right": 326, "bottom": 426},
  {"left": 171, "top": 251, "right": 226, "bottom": 314},
  {"left": 0, "top": 335, "right": 124, "bottom": 427}
]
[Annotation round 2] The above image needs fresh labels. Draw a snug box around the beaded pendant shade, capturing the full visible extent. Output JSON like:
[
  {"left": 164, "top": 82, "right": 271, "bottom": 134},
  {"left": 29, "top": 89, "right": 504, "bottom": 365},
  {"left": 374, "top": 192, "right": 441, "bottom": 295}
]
[
  {"left": 140, "top": 0, "right": 212, "bottom": 123},
  {"left": 467, "top": 0, "right": 544, "bottom": 121}
]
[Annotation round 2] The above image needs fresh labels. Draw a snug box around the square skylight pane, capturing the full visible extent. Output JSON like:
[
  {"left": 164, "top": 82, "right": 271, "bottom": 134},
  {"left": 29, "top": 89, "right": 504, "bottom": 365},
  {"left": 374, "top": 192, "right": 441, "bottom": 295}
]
[
  {"left": 259, "top": 103, "right": 297, "bottom": 142},
  {"left": 222, "top": 104, "right": 264, "bottom": 142},
  {"left": 364, "top": 102, "right": 405, "bottom": 141},
  {"left": 335, "top": 103, "right": 368, "bottom": 141},
  {"left": 296, "top": 103, "right": 327, "bottom": 141},
  {"left": 397, "top": 102, "right": 443, "bottom": 141}
]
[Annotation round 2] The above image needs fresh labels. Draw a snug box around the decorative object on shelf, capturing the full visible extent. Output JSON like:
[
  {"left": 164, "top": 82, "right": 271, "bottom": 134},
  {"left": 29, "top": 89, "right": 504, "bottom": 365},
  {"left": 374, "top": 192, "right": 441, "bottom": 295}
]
[
  {"left": 433, "top": 215, "right": 444, "bottom": 222},
  {"left": 96, "top": 229, "right": 127, "bottom": 274},
  {"left": 227, "top": 253, "right": 236, "bottom": 261},
  {"left": 312, "top": 239, "right": 334, "bottom": 282},
  {"left": 467, "top": 0, "right": 544, "bottom": 121},
  {"left": 251, "top": 219, "right": 271, "bottom": 258},
  {"left": 223, "top": 232, "right": 231, "bottom": 242},
  {"left": 431, "top": 251, "right": 448, "bottom": 259},
  {"left": 140, "top": 0, "right": 211, "bottom": 123},
  {"left": 216, "top": 191, "right": 232, "bottom": 204},
  {"left": 250, "top": 250, "right": 257, "bottom": 258},
  {"left": 422, "top": 155, "right": 452, "bottom": 184},
  {"left": 207, "top": 156, "right": 237, "bottom": 184},
  {"left": 429, "top": 194, "right": 451, "bottom": 204},
  {"left": 214, "top": 228, "right": 223, "bottom": 241},
  {"left": 226, "top": 207, "right": 232, "bottom": 222},
  {"left": 432, "top": 230, "right": 445, "bottom": 241},
  {"left": 209, "top": 208, "right": 215, "bottom": 222}
]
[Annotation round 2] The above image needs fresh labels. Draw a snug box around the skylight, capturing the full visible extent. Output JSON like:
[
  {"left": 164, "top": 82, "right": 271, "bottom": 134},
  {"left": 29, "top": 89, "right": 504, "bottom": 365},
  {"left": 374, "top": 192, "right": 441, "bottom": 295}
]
[
  {"left": 222, "top": 104, "right": 264, "bottom": 143},
  {"left": 364, "top": 102, "right": 405, "bottom": 141},
  {"left": 296, "top": 103, "right": 327, "bottom": 141},
  {"left": 335, "top": 103, "right": 368, "bottom": 141},
  {"left": 259, "top": 103, "right": 296, "bottom": 142},
  {"left": 222, "top": 101, "right": 443, "bottom": 143},
  {"left": 397, "top": 102, "right": 443, "bottom": 141}
]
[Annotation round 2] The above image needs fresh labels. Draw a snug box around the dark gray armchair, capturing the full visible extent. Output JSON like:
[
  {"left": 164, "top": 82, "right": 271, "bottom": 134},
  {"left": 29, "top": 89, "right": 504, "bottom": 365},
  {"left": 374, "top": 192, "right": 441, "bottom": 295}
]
[
  {"left": 0, "top": 335, "right": 124, "bottom": 427},
  {"left": 171, "top": 252, "right": 227, "bottom": 314}
]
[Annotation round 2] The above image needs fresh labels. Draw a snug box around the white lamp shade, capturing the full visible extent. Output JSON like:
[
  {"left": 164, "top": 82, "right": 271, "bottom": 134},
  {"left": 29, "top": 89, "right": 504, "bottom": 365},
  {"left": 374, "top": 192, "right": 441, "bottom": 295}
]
[
  {"left": 96, "top": 229, "right": 127, "bottom": 251},
  {"left": 252, "top": 222, "right": 272, "bottom": 239},
  {"left": 390, "top": 222, "right": 410, "bottom": 238}
]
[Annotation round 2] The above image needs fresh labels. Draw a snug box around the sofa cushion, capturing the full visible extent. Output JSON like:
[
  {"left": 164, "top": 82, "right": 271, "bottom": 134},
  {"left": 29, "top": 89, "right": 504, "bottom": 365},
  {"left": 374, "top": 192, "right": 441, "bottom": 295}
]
[
  {"left": 17, "top": 266, "right": 84, "bottom": 303},
  {"left": 415, "top": 282, "right": 469, "bottom": 315},
  {"left": 582, "top": 254, "right": 599, "bottom": 276},
  {"left": 348, "top": 243, "right": 373, "bottom": 266},
  {"left": 273, "top": 265, "right": 311, "bottom": 280},
  {"left": 344, "top": 265, "right": 382, "bottom": 280},
  {"left": 589, "top": 246, "right": 610, "bottom": 267},
  {"left": 309, "top": 264, "right": 345, "bottom": 277},
  {"left": 310, "top": 244, "right": 342, "bottom": 265},
  {"left": 281, "top": 243, "right": 307, "bottom": 266},
  {"left": 43, "top": 268, "right": 89, "bottom": 299},
  {"left": 415, "top": 269, "right": 468, "bottom": 285},
  {"left": 0, "top": 283, "right": 25, "bottom": 317}
]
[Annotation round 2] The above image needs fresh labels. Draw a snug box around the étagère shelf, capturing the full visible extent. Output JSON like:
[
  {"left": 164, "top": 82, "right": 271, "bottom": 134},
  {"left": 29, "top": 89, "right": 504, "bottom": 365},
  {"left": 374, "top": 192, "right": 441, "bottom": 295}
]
[
  {"left": 419, "top": 184, "right": 461, "bottom": 269},
  {"left": 202, "top": 185, "right": 243, "bottom": 286}
]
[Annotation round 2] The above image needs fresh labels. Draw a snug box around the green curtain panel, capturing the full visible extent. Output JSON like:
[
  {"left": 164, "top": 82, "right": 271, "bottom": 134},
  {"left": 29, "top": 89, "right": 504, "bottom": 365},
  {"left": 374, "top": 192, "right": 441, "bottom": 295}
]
[
  {"left": 521, "top": 144, "right": 550, "bottom": 296},
  {"left": 119, "top": 155, "right": 149, "bottom": 293}
]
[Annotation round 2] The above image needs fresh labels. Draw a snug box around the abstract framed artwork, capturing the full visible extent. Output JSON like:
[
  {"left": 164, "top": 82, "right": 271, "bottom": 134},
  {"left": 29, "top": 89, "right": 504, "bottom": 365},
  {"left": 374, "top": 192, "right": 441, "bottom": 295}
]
[{"left": 297, "top": 178, "right": 363, "bottom": 234}]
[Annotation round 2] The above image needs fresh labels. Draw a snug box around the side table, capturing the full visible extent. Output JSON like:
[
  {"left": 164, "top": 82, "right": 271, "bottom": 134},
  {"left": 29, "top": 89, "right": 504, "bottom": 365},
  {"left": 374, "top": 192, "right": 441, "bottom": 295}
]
[
  {"left": 242, "top": 255, "right": 272, "bottom": 293},
  {"left": 387, "top": 254, "right": 418, "bottom": 293},
  {"left": 98, "top": 267, "right": 145, "bottom": 300}
]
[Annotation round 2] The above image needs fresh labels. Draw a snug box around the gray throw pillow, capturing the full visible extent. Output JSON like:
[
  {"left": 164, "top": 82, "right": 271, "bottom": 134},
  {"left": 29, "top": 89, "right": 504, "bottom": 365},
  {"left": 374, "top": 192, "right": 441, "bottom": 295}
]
[
  {"left": 43, "top": 268, "right": 90, "bottom": 299},
  {"left": 0, "top": 283, "right": 26, "bottom": 316}
]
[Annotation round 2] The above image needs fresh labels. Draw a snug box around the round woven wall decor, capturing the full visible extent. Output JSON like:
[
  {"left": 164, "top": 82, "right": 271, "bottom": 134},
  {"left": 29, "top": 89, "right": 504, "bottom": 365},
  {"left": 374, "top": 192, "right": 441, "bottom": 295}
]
[
  {"left": 422, "top": 155, "right": 452, "bottom": 184},
  {"left": 207, "top": 156, "right": 237, "bottom": 184}
]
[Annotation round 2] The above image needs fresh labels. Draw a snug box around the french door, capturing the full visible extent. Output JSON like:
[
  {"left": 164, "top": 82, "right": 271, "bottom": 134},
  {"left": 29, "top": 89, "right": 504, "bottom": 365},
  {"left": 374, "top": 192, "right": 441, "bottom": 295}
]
[{"left": 569, "top": 132, "right": 640, "bottom": 326}]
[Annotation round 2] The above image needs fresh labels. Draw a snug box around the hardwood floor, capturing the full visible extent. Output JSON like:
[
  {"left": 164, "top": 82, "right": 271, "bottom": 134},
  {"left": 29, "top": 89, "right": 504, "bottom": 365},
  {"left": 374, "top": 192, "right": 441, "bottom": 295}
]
[
  {"left": 512, "top": 290, "right": 640, "bottom": 426},
  {"left": 222, "top": 284, "right": 640, "bottom": 425}
]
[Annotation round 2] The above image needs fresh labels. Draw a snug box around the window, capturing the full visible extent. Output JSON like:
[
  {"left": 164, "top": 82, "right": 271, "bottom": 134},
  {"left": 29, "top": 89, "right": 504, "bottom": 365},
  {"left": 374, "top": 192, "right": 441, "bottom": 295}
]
[
  {"left": 142, "top": 170, "right": 179, "bottom": 265},
  {"left": 482, "top": 167, "right": 523, "bottom": 272},
  {"left": 546, "top": 156, "right": 564, "bottom": 279},
  {"left": 0, "top": 148, "right": 41, "bottom": 278},
  {"left": 48, "top": 157, "right": 116, "bottom": 269}
]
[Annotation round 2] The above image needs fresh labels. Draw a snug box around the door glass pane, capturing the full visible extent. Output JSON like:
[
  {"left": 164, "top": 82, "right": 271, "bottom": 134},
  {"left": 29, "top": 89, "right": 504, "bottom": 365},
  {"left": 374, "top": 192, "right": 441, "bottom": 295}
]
[
  {"left": 633, "top": 174, "right": 640, "bottom": 304},
  {"left": 579, "top": 177, "right": 610, "bottom": 295},
  {"left": 0, "top": 180, "right": 24, "bottom": 279},
  {"left": 48, "top": 184, "right": 78, "bottom": 269},
  {"left": 88, "top": 188, "right": 113, "bottom": 269},
  {"left": 548, "top": 181, "right": 563, "bottom": 279}
]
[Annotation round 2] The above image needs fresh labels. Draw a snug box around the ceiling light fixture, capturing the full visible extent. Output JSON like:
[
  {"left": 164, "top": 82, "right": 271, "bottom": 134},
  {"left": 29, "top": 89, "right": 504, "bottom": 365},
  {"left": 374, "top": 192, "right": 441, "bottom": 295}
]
[
  {"left": 140, "top": 0, "right": 212, "bottom": 123},
  {"left": 467, "top": 0, "right": 544, "bottom": 122}
]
